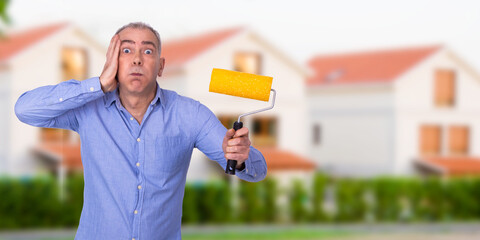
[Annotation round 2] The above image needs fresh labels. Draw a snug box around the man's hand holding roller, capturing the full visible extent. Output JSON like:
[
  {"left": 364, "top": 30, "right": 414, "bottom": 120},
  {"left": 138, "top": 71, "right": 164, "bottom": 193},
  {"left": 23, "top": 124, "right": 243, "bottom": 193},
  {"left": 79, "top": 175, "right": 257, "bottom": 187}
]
[{"left": 222, "top": 127, "right": 251, "bottom": 169}]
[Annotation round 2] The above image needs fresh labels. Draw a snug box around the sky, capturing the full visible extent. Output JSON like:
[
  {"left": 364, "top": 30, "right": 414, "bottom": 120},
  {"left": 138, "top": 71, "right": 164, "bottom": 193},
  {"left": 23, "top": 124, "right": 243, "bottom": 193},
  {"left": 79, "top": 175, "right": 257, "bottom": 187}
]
[{"left": 6, "top": 0, "right": 480, "bottom": 70}]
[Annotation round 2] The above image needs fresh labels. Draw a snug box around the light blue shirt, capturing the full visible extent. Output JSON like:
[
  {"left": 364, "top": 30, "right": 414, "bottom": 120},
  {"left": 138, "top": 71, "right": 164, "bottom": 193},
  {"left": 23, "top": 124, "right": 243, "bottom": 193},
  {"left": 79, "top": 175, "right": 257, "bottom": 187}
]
[{"left": 14, "top": 77, "right": 267, "bottom": 240}]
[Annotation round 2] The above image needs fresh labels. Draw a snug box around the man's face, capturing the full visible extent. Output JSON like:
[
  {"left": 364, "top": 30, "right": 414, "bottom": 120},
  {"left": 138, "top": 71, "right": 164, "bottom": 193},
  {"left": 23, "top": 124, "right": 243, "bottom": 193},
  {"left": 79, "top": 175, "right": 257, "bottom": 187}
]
[{"left": 117, "top": 27, "right": 164, "bottom": 95}]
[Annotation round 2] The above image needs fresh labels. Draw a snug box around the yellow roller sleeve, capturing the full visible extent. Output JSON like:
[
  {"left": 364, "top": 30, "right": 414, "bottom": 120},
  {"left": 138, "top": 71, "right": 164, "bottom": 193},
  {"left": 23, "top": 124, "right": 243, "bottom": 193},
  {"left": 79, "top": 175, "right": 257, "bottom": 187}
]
[{"left": 209, "top": 68, "right": 273, "bottom": 102}]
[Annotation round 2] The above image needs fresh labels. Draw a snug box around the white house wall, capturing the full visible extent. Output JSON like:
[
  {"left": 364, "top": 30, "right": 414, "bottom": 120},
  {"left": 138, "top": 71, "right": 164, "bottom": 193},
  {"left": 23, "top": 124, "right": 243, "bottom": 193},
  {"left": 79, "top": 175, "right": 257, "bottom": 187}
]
[
  {"left": 9, "top": 36, "right": 60, "bottom": 175},
  {"left": 186, "top": 32, "right": 308, "bottom": 154},
  {"left": 160, "top": 31, "right": 307, "bottom": 180},
  {"left": 308, "top": 86, "right": 395, "bottom": 177},
  {"left": 7, "top": 26, "right": 105, "bottom": 175},
  {"left": 394, "top": 49, "right": 480, "bottom": 174},
  {"left": 157, "top": 73, "right": 188, "bottom": 97},
  {"left": 0, "top": 69, "right": 10, "bottom": 174}
]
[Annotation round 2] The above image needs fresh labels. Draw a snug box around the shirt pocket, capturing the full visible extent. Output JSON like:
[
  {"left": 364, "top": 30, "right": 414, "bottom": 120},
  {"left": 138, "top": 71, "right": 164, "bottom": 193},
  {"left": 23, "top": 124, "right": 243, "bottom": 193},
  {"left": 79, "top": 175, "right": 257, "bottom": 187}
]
[{"left": 154, "top": 135, "right": 190, "bottom": 173}]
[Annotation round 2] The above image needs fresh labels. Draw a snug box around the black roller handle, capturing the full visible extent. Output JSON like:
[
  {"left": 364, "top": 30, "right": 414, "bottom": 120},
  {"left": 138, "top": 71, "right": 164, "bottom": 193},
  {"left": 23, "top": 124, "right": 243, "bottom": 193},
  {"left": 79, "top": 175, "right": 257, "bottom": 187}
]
[{"left": 225, "top": 121, "right": 243, "bottom": 175}]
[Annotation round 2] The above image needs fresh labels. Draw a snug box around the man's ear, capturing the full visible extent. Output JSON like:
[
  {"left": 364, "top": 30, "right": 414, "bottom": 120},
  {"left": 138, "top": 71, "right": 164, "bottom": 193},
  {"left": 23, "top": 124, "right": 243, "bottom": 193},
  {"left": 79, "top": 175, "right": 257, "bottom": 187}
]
[{"left": 158, "top": 57, "right": 165, "bottom": 77}]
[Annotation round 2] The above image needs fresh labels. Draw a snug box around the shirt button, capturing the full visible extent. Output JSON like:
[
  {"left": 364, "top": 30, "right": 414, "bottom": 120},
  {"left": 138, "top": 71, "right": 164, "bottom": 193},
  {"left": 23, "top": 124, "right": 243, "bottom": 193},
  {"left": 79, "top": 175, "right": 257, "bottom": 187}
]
[
  {"left": 136, "top": 162, "right": 140, "bottom": 167},
  {"left": 90, "top": 87, "right": 94, "bottom": 91},
  {"left": 138, "top": 185, "right": 142, "bottom": 189},
  {"left": 134, "top": 210, "right": 138, "bottom": 214},
  {"left": 59, "top": 98, "right": 63, "bottom": 102},
  {"left": 130, "top": 117, "right": 134, "bottom": 120},
  {"left": 137, "top": 138, "right": 141, "bottom": 142},
  {"left": 132, "top": 238, "right": 136, "bottom": 240}
]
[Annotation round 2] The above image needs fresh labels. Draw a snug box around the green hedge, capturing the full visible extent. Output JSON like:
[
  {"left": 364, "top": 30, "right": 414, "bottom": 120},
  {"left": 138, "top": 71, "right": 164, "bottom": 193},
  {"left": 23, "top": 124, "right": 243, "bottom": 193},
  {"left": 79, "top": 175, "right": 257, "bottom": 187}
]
[
  {"left": 289, "top": 180, "right": 309, "bottom": 222},
  {"left": 311, "top": 173, "right": 328, "bottom": 222},
  {"left": 183, "top": 181, "right": 232, "bottom": 224},
  {"left": 335, "top": 179, "right": 367, "bottom": 222},
  {"left": 0, "top": 174, "right": 83, "bottom": 229},
  {"left": 1, "top": 174, "right": 480, "bottom": 229}
]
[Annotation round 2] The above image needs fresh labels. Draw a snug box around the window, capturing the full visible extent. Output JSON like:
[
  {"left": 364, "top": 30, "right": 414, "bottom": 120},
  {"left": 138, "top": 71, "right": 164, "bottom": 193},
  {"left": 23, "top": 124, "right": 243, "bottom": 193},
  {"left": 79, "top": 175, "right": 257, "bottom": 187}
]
[
  {"left": 234, "top": 52, "right": 261, "bottom": 74},
  {"left": 434, "top": 69, "right": 455, "bottom": 107},
  {"left": 218, "top": 115, "right": 277, "bottom": 147},
  {"left": 313, "top": 124, "right": 321, "bottom": 145},
  {"left": 251, "top": 117, "right": 277, "bottom": 147},
  {"left": 218, "top": 115, "right": 238, "bottom": 129},
  {"left": 62, "top": 47, "right": 87, "bottom": 81},
  {"left": 40, "top": 128, "right": 71, "bottom": 143},
  {"left": 449, "top": 125, "right": 469, "bottom": 155},
  {"left": 419, "top": 125, "right": 442, "bottom": 156}
]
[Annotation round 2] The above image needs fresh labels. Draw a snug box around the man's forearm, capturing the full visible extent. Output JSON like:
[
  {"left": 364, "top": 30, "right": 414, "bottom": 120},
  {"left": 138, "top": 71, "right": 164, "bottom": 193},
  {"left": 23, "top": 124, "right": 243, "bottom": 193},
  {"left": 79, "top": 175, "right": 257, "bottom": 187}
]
[{"left": 15, "top": 77, "right": 104, "bottom": 129}]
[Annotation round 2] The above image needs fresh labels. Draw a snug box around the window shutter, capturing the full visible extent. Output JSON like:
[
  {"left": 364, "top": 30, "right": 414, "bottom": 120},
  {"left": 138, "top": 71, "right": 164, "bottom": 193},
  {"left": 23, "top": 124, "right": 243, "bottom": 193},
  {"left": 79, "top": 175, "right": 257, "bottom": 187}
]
[
  {"left": 420, "top": 125, "right": 441, "bottom": 155},
  {"left": 234, "top": 52, "right": 262, "bottom": 75},
  {"left": 449, "top": 125, "right": 469, "bottom": 155},
  {"left": 434, "top": 69, "right": 455, "bottom": 107}
]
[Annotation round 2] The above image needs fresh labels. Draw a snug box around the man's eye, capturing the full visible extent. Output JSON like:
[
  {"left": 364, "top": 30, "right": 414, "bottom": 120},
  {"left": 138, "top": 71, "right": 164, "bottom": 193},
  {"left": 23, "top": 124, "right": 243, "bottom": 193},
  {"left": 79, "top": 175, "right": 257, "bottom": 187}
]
[
  {"left": 122, "top": 48, "right": 131, "bottom": 53},
  {"left": 144, "top": 49, "right": 152, "bottom": 54}
]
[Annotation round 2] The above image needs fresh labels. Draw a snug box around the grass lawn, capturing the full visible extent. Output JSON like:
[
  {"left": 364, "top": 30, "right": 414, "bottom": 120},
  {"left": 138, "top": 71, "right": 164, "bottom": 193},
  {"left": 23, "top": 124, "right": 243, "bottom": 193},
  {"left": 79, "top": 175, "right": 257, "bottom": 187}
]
[
  {"left": 0, "top": 229, "right": 354, "bottom": 240},
  {"left": 182, "top": 228, "right": 353, "bottom": 240}
]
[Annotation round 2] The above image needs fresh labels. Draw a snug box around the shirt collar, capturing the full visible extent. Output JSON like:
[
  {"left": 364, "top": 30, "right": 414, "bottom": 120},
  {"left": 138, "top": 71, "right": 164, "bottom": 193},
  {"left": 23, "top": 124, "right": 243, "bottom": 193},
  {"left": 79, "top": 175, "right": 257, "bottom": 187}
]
[
  {"left": 104, "top": 88, "right": 118, "bottom": 107},
  {"left": 104, "top": 83, "right": 166, "bottom": 109},
  {"left": 151, "top": 83, "right": 166, "bottom": 108}
]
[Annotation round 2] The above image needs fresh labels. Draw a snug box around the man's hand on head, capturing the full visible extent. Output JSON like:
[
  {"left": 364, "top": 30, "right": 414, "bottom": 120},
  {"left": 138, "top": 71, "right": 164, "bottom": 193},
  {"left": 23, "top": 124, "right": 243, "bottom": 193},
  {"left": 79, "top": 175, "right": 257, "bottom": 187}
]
[
  {"left": 100, "top": 34, "right": 120, "bottom": 93},
  {"left": 222, "top": 127, "right": 251, "bottom": 169}
]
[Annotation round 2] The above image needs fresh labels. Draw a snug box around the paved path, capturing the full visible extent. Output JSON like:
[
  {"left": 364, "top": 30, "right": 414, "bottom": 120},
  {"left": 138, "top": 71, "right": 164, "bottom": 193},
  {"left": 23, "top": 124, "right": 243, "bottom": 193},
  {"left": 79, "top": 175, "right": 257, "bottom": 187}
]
[
  {"left": 332, "top": 233, "right": 480, "bottom": 240},
  {"left": 0, "top": 223, "right": 479, "bottom": 240},
  {"left": 0, "top": 229, "right": 74, "bottom": 240},
  {"left": 183, "top": 222, "right": 480, "bottom": 239}
]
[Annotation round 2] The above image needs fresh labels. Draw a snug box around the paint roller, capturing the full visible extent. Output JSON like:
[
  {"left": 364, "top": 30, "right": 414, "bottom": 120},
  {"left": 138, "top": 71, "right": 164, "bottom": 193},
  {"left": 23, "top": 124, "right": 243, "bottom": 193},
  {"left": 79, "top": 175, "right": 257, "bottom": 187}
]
[{"left": 209, "top": 68, "right": 276, "bottom": 175}]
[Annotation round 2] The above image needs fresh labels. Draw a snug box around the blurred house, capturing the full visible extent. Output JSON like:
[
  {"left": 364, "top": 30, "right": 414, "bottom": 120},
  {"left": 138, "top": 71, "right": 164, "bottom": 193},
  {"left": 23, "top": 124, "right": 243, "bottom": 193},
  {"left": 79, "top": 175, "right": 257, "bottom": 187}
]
[
  {"left": 307, "top": 45, "right": 480, "bottom": 177},
  {"left": 1, "top": 23, "right": 317, "bottom": 183},
  {"left": 258, "top": 147, "right": 315, "bottom": 185},
  {"left": 0, "top": 23, "right": 105, "bottom": 175},
  {"left": 160, "top": 27, "right": 316, "bottom": 181},
  {"left": 5, "top": 23, "right": 480, "bottom": 180}
]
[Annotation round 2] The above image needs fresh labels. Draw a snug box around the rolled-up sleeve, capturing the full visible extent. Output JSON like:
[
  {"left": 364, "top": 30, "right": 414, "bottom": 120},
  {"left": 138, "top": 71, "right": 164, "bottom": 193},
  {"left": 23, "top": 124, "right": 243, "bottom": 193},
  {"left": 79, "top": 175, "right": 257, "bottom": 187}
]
[{"left": 234, "top": 146, "right": 267, "bottom": 181}]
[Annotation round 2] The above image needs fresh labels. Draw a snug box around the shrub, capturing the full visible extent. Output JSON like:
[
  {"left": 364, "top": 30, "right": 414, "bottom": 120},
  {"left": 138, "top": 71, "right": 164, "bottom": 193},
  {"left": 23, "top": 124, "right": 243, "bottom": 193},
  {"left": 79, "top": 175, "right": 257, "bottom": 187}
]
[
  {"left": 182, "top": 183, "right": 200, "bottom": 224},
  {"left": 238, "top": 180, "right": 265, "bottom": 223},
  {"left": 335, "top": 178, "right": 367, "bottom": 222},
  {"left": 311, "top": 173, "right": 328, "bottom": 222},
  {"left": 61, "top": 173, "right": 84, "bottom": 226},
  {"left": 412, "top": 177, "right": 447, "bottom": 221},
  {"left": 263, "top": 178, "right": 278, "bottom": 223},
  {"left": 372, "top": 177, "right": 403, "bottom": 221},
  {"left": 289, "top": 180, "right": 309, "bottom": 222},
  {"left": 445, "top": 178, "right": 479, "bottom": 220},
  {"left": 2, "top": 174, "right": 480, "bottom": 229}
]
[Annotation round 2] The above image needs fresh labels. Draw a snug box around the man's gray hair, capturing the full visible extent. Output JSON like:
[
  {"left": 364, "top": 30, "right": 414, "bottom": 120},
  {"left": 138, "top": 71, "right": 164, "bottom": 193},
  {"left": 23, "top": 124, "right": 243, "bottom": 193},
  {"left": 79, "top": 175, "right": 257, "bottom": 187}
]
[{"left": 115, "top": 22, "right": 162, "bottom": 55}]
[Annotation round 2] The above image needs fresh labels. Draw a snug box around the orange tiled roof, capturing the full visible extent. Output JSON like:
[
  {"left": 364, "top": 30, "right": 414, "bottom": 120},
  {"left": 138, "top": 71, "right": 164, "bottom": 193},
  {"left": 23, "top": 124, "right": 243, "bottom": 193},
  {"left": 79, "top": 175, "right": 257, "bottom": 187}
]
[
  {"left": 258, "top": 147, "right": 316, "bottom": 172},
  {"left": 418, "top": 157, "right": 480, "bottom": 176},
  {"left": 161, "top": 27, "right": 243, "bottom": 69},
  {"left": 307, "top": 45, "right": 441, "bottom": 86},
  {"left": 36, "top": 142, "right": 82, "bottom": 170},
  {"left": 35, "top": 143, "right": 317, "bottom": 172},
  {"left": 0, "top": 22, "right": 69, "bottom": 62}
]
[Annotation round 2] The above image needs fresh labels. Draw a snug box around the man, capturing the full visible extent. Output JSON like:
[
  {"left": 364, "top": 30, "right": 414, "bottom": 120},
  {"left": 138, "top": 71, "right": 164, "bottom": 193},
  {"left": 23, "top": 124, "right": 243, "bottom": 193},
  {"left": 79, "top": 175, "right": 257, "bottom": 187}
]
[{"left": 15, "top": 22, "right": 267, "bottom": 240}]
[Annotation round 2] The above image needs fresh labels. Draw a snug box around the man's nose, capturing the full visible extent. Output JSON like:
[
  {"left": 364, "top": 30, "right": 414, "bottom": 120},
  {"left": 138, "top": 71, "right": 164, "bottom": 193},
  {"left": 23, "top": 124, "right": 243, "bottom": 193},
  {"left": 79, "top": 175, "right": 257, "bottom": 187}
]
[{"left": 133, "top": 52, "right": 142, "bottom": 65}]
